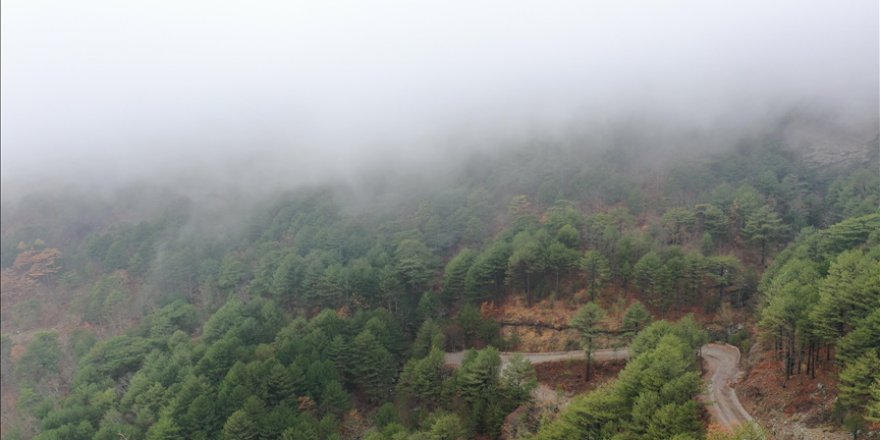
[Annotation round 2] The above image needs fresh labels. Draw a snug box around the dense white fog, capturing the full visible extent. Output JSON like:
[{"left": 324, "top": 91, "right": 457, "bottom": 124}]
[{"left": 1, "top": 0, "right": 877, "bottom": 189}]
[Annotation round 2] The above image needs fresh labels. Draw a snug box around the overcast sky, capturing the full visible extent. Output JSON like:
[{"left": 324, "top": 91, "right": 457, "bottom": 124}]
[{"left": 1, "top": 0, "right": 877, "bottom": 188}]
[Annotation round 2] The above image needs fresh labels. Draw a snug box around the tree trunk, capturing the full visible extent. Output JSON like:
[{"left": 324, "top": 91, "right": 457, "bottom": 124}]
[
  {"left": 807, "top": 343, "right": 813, "bottom": 378},
  {"left": 760, "top": 240, "right": 766, "bottom": 266},
  {"left": 585, "top": 337, "right": 593, "bottom": 381},
  {"left": 525, "top": 273, "right": 531, "bottom": 307}
]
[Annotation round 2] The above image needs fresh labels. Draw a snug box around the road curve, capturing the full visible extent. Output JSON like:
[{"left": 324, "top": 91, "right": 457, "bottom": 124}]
[
  {"left": 444, "top": 343, "right": 752, "bottom": 429},
  {"left": 701, "top": 343, "right": 754, "bottom": 427}
]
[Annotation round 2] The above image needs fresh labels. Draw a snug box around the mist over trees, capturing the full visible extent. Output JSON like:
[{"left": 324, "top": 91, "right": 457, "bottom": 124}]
[
  {"left": 2, "top": 131, "right": 877, "bottom": 438},
  {"left": 2, "top": 1, "right": 878, "bottom": 439}
]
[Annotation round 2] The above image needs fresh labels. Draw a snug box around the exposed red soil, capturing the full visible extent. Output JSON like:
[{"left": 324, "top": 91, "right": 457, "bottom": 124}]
[
  {"left": 534, "top": 358, "right": 626, "bottom": 395},
  {"left": 735, "top": 340, "right": 874, "bottom": 438},
  {"left": 738, "top": 343, "right": 840, "bottom": 423}
]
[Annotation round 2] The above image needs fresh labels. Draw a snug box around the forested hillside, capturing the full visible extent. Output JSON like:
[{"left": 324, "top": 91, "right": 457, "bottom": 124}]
[{"left": 1, "top": 137, "right": 878, "bottom": 439}]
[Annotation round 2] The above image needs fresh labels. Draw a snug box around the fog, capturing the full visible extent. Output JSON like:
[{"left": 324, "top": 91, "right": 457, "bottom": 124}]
[{"left": 1, "top": 0, "right": 877, "bottom": 193}]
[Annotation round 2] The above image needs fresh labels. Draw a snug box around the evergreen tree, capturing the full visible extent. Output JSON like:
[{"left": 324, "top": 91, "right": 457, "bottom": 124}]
[
  {"left": 272, "top": 253, "right": 302, "bottom": 303},
  {"left": 399, "top": 347, "right": 447, "bottom": 408},
  {"left": 266, "top": 359, "right": 296, "bottom": 405},
  {"left": 546, "top": 241, "right": 580, "bottom": 292},
  {"left": 556, "top": 224, "right": 581, "bottom": 248},
  {"left": 351, "top": 330, "right": 394, "bottom": 402},
  {"left": 457, "top": 348, "right": 501, "bottom": 403},
  {"left": 428, "top": 413, "right": 468, "bottom": 440},
  {"left": 412, "top": 318, "right": 445, "bottom": 359},
  {"left": 221, "top": 409, "right": 259, "bottom": 440},
  {"left": 634, "top": 252, "right": 665, "bottom": 307},
  {"left": 147, "top": 416, "right": 184, "bottom": 440},
  {"left": 571, "top": 302, "right": 606, "bottom": 380},
  {"left": 839, "top": 350, "right": 880, "bottom": 416},
  {"left": 465, "top": 240, "right": 511, "bottom": 302},
  {"left": 662, "top": 208, "right": 696, "bottom": 245},
  {"left": 443, "top": 249, "right": 476, "bottom": 302},
  {"left": 320, "top": 380, "right": 350, "bottom": 417},
  {"left": 500, "top": 354, "right": 537, "bottom": 404},
  {"left": 742, "top": 205, "right": 786, "bottom": 266},
  {"left": 622, "top": 301, "right": 652, "bottom": 340},
  {"left": 581, "top": 251, "right": 611, "bottom": 301},
  {"left": 506, "top": 231, "right": 547, "bottom": 305}
]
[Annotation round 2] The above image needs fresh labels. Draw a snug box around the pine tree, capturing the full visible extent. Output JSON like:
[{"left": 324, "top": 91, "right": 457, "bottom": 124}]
[
  {"left": 457, "top": 348, "right": 501, "bottom": 403},
  {"left": 865, "top": 378, "right": 880, "bottom": 423},
  {"left": 742, "top": 205, "right": 786, "bottom": 266},
  {"left": 546, "top": 241, "right": 579, "bottom": 292},
  {"left": 571, "top": 302, "right": 606, "bottom": 380},
  {"left": 634, "top": 252, "right": 664, "bottom": 306},
  {"left": 351, "top": 330, "right": 394, "bottom": 402},
  {"left": 581, "top": 250, "right": 610, "bottom": 301},
  {"left": 326, "top": 335, "right": 351, "bottom": 384},
  {"left": 444, "top": 249, "right": 476, "bottom": 302},
  {"left": 500, "top": 354, "right": 537, "bottom": 404},
  {"left": 622, "top": 301, "right": 652, "bottom": 340},
  {"left": 147, "top": 416, "right": 184, "bottom": 440},
  {"left": 320, "top": 380, "right": 350, "bottom": 416},
  {"left": 429, "top": 414, "right": 468, "bottom": 440},
  {"left": 266, "top": 360, "right": 296, "bottom": 405},
  {"left": 412, "top": 319, "right": 445, "bottom": 359},
  {"left": 272, "top": 253, "right": 302, "bottom": 303},
  {"left": 839, "top": 350, "right": 880, "bottom": 414},
  {"left": 506, "top": 231, "right": 547, "bottom": 305}
]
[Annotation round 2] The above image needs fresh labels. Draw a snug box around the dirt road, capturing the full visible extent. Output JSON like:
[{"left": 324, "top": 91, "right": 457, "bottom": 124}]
[
  {"left": 443, "top": 347, "right": 628, "bottom": 368},
  {"left": 444, "top": 343, "right": 753, "bottom": 429},
  {"left": 701, "top": 343, "right": 754, "bottom": 427}
]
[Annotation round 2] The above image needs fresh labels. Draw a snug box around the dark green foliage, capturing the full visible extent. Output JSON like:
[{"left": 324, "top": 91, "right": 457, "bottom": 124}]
[
  {"left": 500, "top": 354, "right": 537, "bottom": 403},
  {"left": 634, "top": 251, "right": 666, "bottom": 307},
  {"left": 8, "top": 140, "right": 878, "bottom": 440},
  {"left": 455, "top": 347, "right": 512, "bottom": 436},
  {"left": 622, "top": 301, "right": 652, "bottom": 339},
  {"left": 571, "top": 302, "right": 605, "bottom": 380},
  {"left": 545, "top": 240, "right": 580, "bottom": 292},
  {"left": 1, "top": 334, "right": 12, "bottom": 384},
  {"left": 76, "top": 336, "right": 154, "bottom": 383},
  {"left": 662, "top": 208, "right": 696, "bottom": 245},
  {"left": 839, "top": 350, "right": 880, "bottom": 415},
  {"left": 759, "top": 213, "right": 879, "bottom": 422},
  {"left": 394, "top": 238, "right": 436, "bottom": 293},
  {"left": 140, "top": 301, "right": 200, "bottom": 340},
  {"left": 581, "top": 250, "right": 610, "bottom": 300},
  {"left": 412, "top": 318, "right": 445, "bottom": 358},
  {"left": 742, "top": 205, "right": 786, "bottom": 265},
  {"left": 825, "top": 168, "right": 880, "bottom": 222},
  {"left": 465, "top": 240, "right": 511, "bottom": 303},
  {"left": 452, "top": 304, "right": 502, "bottom": 349},
  {"left": 427, "top": 413, "right": 468, "bottom": 440},
  {"left": 506, "top": 230, "right": 547, "bottom": 304},
  {"left": 272, "top": 252, "right": 303, "bottom": 302},
  {"left": 16, "top": 331, "right": 61, "bottom": 382},
  {"left": 398, "top": 348, "right": 449, "bottom": 409},
  {"left": 320, "top": 380, "right": 350, "bottom": 416},
  {"left": 351, "top": 330, "right": 395, "bottom": 402},
  {"left": 443, "top": 248, "right": 476, "bottom": 302},
  {"left": 221, "top": 409, "right": 259, "bottom": 440},
  {"left": 69, "top": 328, "right": 98, "bottom": 360},
  {"left": 534, "top": 319, "right": 707, "bottom": 439}
]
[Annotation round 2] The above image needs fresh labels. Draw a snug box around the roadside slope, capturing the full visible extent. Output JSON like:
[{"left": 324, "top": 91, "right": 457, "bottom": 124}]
[{"left": 445, "top": 343, "right": 754, "bottom": 429}]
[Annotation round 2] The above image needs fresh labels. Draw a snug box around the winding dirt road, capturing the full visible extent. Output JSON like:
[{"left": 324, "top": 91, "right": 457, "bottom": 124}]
[
  {"left": 444, "top": 342, "right": 753, "bottom": 429},
  {"left": 701, "top": 343, "right": 754, "bottom": 427}
]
